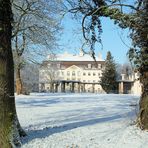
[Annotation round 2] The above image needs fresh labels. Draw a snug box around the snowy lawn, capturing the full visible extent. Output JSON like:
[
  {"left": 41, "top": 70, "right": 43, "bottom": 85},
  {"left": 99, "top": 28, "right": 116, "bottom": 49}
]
[{"left": 16, "top": 93, "right": 148, "bottom": 148}]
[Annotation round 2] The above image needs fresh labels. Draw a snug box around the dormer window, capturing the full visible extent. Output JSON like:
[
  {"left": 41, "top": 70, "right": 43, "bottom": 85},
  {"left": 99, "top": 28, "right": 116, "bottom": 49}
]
[
  {"left": 88, "top": 64, "right": 91, "bottom": 69},
  {"left": 79, "top": 48, "right": 84, "bottom": 56},
  {"left": 57, "top": 64, "right": 60, "bottom": 69},
  {"left": 98, "top": 64, "right": 101, "bottom": 69}
]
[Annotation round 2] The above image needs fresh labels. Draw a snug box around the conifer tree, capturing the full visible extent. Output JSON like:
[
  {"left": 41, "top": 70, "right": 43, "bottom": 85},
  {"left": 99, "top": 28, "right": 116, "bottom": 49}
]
[{"left": 100, "top": 51, "right": 117, "bottom": 93}]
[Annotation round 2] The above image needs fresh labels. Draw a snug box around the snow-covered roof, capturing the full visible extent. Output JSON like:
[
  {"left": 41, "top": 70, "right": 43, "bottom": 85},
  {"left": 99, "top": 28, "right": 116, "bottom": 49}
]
[{"left": 47, "top": 51, "right": 104, "bottom": 62}]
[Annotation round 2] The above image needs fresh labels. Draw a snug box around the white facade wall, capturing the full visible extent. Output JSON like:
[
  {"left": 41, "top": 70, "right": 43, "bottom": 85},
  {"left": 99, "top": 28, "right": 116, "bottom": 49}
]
[
  {"left": 58, "top": 65, "right": 104, "bottom": 93},
  {"left": 119, "top": 72, "right": 142, "bottom": 95},
  {"left": 39, "top": 63, "right": 105, "bottom": 93}
]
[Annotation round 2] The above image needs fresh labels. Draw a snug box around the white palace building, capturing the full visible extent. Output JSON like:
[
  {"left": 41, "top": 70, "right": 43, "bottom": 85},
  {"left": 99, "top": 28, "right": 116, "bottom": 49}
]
[
  {"left": 39, "top": 50, "right": 105, "bottom": 93},
  {"left": 39, "top": 50, "right": 142, "bottom": 95}
]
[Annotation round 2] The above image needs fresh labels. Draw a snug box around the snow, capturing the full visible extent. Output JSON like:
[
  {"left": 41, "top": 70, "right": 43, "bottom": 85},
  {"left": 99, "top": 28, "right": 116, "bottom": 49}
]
[{"left": 15, "top": 93, "right": 148, "bottom": 148}]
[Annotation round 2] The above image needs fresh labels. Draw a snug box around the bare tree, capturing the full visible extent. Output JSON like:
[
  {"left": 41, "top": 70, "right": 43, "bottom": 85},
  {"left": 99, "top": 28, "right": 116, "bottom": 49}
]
[
  {"left": 0, "top": 0, "right": 63, "bottom": 146},
  {"left": 40, "top": 55, "right": 61, "bottom": 92},
  {"left": 21, "top": 62, "right": 39, "bottom": 93},
  {"left": 12, "top": 0, "right": 63, "bottom": 94}
]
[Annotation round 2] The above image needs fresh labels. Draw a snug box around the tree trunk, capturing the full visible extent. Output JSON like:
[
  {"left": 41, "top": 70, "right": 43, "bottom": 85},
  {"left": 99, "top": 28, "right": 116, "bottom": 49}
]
[
  {"left": 50, "top": 82, "right": 54, "bottom": 92},
  {"left": 137, "top": 0, "right": 148, "bottom": 130},
  {"left": 138, "top": 69, "right": 148, "bottom": 129},
  {"left": 0, "top": 0, "right": 26, "bottom": 147},
  {"left": 16, "top": 66, "right": 23, "bottom": 95}
]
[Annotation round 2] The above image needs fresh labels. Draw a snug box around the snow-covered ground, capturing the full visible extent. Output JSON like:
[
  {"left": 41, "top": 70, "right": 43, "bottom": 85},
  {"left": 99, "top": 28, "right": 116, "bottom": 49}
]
[{"left": 16, "top": 93, "right": 148, "bottom": 148}]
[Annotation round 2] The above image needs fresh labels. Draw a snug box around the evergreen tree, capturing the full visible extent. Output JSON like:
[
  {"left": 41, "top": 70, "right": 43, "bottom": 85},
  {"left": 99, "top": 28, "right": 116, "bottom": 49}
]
[{"left": 100, "top": 51, "right": 117, "bottom": 93}]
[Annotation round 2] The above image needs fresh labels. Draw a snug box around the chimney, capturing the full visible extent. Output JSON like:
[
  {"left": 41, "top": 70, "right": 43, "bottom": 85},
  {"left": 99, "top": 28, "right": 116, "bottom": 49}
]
[
  {"left": 98, "top": 52, "right": 102, "bottom": 60},
  {"left": 79, "top": 48, "right": 84, "bottom": 56}
]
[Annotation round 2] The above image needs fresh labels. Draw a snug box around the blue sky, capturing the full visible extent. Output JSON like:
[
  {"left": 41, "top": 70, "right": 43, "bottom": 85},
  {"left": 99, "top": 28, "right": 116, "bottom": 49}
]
[{"left": 58, "top": 13, "right": 132, "bottom": 64}]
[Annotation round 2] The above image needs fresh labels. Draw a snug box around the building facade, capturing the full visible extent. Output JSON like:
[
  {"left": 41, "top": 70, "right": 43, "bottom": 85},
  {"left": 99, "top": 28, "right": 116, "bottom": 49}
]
[
  {"left": 117, "top": 72, "right": 142, "bottom": 95},
  {"left": 39, "top": 51, "right": 105, "bottom": 93},
  {"left": 39, "top": 51, "right": 142, "bottom": 95}
]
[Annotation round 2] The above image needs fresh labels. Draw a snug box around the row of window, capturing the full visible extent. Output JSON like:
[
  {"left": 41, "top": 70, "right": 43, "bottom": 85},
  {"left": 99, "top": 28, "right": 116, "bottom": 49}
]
[
  {"left": 60, "top": 71, "right": 102, "bottom": 76},
  {"left": 83, "top": 80, "right": 100, "bottom": 83},
  {"left": 88, "top": 64, "right": 102, "bottom": 69},
  {"left": 66, "top": 78, "right": 100, "bottom": 83},
  {"left": 48, "top": 63, "right": 102, "bottom": 69},
  {"left": 67, "top": 71, "right": 81, "bottom": 76},
  {"left": 83, "top": 72, "right": 101, "bottom": 76},
  {"left": 54, "top": 64, "right": 102, "bottom": 69},
  {"left": 41, "top": 70, "right": 102, "bottom": 77}
]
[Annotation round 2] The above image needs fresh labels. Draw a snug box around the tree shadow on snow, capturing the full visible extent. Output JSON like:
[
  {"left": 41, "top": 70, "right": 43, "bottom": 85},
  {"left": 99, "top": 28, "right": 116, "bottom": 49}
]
[
  {"left": 22, "top": 112, "right": 133, "bottom": 145},
  {"left": 17, "top": 99, "right": 61, "bottom": 107}
]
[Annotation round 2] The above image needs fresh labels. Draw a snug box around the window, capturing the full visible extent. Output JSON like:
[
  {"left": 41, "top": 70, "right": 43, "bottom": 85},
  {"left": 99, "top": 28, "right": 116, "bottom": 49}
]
[
  {"left": 93, "top": 80, "right": 95, "bottom": 83},
  {"left": 88, "top": 72, "right": 91, "bottom": 76},
  {"left": 61, "top": 65, "right": 65, "bottom": 69},
  {"left": 57, "top": 64, "right": 60, "bottom": 69},
  {"left": 83, "top": 72, "right": 86, "bottom": 76},
  {"left": 98, "top": 73, "right": 100, "bottom": 76},
  {"left": 88, "top": 64, "right": 91, "bottom": 68},
  {"left": 98, "top": 64, "right": 101, "bottom": 69},
  {"left": 61, "top": 71, "right": 64, "bottom": 76},
  {"left": 93, "top": 72, "right": 96, "bottom": 76},
  {"left": 83, "top": 80, "right": 86, "bottom": 82},
  {"left": 67, "top": 71, "right": 70, "bottom": 76},
  {"left": 72, "top": 71, "right": 75, "bottom": 76}
]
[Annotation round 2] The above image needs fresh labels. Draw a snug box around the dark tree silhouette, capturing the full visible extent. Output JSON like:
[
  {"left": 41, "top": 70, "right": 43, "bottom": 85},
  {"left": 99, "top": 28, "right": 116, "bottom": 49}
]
[
  {"left": 0, "top": 0, "right": 26, "bottom": 147},
  {"left": 67, "top": 0, "right": 148, "bottom": 129}
]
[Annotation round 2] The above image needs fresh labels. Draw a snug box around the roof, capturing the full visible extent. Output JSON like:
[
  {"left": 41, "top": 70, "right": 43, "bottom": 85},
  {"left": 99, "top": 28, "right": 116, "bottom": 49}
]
[{"left": 47, "top": 52, "right": 104, "bottom": 62}]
